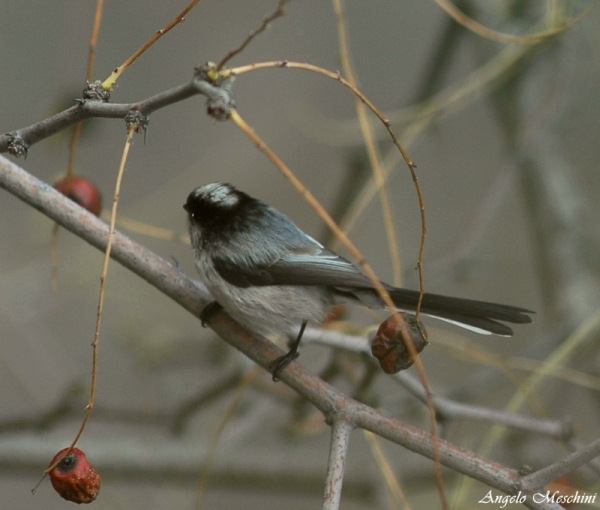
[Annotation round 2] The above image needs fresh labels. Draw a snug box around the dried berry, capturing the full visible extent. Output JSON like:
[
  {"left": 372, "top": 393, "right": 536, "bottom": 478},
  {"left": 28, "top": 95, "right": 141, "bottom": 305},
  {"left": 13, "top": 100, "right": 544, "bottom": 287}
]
[
  {"left": 371, "top": 313, "right": 428, "bottom": 373},
  {"left": 48, "top": 447, "right": 101, "bottom": 504},
  {"left": 54, "top": 176, "right": 102, "bottom": 216}
]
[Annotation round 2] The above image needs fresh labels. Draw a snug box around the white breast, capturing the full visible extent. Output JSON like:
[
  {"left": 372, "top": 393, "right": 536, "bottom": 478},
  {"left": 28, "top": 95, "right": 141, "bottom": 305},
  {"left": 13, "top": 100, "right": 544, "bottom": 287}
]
[{"left": 194, "top": 252, "right": 333, "bottom": 336}]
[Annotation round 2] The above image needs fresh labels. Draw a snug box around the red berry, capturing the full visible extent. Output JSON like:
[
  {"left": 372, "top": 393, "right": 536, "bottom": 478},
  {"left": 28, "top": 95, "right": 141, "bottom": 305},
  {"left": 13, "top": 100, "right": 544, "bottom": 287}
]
[
  {"left": 54, "top": 176, "right": 102, "bottom": 216},
  {"left": 48, "top": 447, "right": 101, "bottom": 504},
  {"left": 371, "top": 313, "right": 429, "bottom": 374}
]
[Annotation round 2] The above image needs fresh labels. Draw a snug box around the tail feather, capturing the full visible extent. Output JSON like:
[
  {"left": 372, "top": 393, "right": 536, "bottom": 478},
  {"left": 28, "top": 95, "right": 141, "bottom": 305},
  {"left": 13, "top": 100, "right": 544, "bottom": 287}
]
[{"left": 386, "top": 287, "right": 534, "bottom": 336}]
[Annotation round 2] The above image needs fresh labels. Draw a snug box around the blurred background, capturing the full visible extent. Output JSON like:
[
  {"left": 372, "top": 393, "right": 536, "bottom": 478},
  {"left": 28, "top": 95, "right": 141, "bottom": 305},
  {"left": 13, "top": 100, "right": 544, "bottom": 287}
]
[{"left": 1, "top": 0, "right": 600, "bottom": 508}]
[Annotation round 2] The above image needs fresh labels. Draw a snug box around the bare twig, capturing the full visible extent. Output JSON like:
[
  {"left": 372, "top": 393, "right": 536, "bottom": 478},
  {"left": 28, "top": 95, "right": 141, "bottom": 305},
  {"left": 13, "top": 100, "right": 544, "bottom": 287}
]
[
  {"left": 332, "top": 0, "right": 403, "bottom": 287},
  {"left": 225, "top": 61, "right": 418, "bottom": 173},
  {"left": 53, "top": 0, "right": 105, "bottom": 291},
  {"left": 302, "top": 327, "right": 572, "bottom": 439},
  {"left": 518, "top": 437, "right": 600, "bottom": 491},
  {"left": 453, "top": 310, "right": 600, "bottom": 506},
  {"left": 110, "top": 213, "right": 190, "bottom": 244},
  {"left": 363, "top": 430, "right": 409, "bottom": 509},
  {"left": 322, "top": 418, "right": 354, "bottom": 510},
  {"left": 102, "top": 0, "right": 203, "bottom": 90},
  {"left": 433, "top": 0, "right": 593, "bottom": 44},
  {"left": 478, "top": 309, "right": 600, "bottom": 454},
  {"left": 0, "top": 372, "right": 255, "bottom": 437},
  {"left": 0, "top": 81, "right": 199, "bottom": 154},
  {"left": 565, "top": 439, "right": 600, "bottom": 478},
  {"left": 331, "top": 3, "right": 442, "bottom": 499},
  {"left": 228, "top": 109, "right": 437, "bottom": 419},
  {"left": 225, "top": 60, "right": 427, "bottom": 314},
  {"left": 216, "top": 0, "right": 290, "bottom": 71},
  {"left": 300, "top": 39, "right": 543, "bottom": 145},
  {"left": 392, "top": 372, "right": 572, "bottom": 440},
  {"left": 42, "top": 125, "right": 136, "bottom": 482}
]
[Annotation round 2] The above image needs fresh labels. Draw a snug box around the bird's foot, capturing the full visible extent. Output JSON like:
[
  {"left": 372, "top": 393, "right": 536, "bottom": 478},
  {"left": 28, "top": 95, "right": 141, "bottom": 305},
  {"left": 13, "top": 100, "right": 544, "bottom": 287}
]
[
  {"left": 269, "top": 349, "right": 300, "bottom": 382},
  {"left": 200, "top": 301, "right": 223, "bottom": 327}
]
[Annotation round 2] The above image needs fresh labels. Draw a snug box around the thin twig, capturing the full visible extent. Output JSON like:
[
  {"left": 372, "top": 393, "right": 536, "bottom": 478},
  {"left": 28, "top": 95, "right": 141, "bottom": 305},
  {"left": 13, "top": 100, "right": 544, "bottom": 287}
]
[
  {"left": 230, "top": 105, "right": 445, "bottom": 501},
  {"left": 102, "top": 0, "right": 203, "bottom": 90},
  {"left": 330, "top": 2, "right": 444, "bottom": 505},
  {"left": 566, "top": 439, "right": 600, "bottom": 478},
  {"left": 481, "top": 309, "right": 600, "bottom": 453},
  {"left": 518, "top": 436, "right": 600, "bottom": 491},
  {"left": 216, "top": 0, "right": 289, "bottom": 71},
  {"left": 433, "top": 332, "right": 600, "bottom": 397},
  {"left": 109, "top": 213, "right": 190, "bottom": 244},
  {"left": 0, "top": 80, "right": 198, "bottom": 153},
  {"left": 433, "top": 0, "right": 593, "bottom": 44},
  {"left": 86, "top": 0, "right": 105, "bottom": 81},
  {"left": 331, "top": 0, "right": 403, "bottom": 286},
  {"left": 322, "top": 417, "right": 353, "bottom": 510},
  {"left": 301, "top": 327, "right": 571, "bottom": 439},
  {"left": 225, "top": 59, "right": 427, "bottom": 310},
  {"left": 52, "top": 0, "right": 105, "bottom": 292},
  {"left": 454, "top": 309, "right": 600, "bottom": 506},
  {"left": 392, "top": 372, "right": 571, "bottom": 440},
  {"left": 363, "top": 431, "right": 409, "bottom": 510},
  {"left": 42, "top": 125, "right": 136, "bottom": 480}
]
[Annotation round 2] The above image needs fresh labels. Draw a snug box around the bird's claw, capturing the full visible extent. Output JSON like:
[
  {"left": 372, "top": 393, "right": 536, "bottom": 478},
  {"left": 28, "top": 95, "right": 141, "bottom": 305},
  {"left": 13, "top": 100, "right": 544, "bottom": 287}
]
[
  {"left": 200, "top": 301, "right": 223, "bottom": 327},
  {"left": 269, "top": 350, "right": 299, "bottom": 382}
]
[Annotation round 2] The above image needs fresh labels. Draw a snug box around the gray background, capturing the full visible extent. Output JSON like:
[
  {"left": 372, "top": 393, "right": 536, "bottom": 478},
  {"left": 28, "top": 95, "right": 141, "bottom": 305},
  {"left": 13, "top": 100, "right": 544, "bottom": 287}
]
[{"left": 1, "top": 1, "right": 600, "bottom": 508}]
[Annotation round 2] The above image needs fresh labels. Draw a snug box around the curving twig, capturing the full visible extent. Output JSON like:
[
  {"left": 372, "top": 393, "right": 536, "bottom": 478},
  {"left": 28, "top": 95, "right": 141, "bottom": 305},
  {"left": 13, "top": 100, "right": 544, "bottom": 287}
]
[
  {"left": 433, "top": 0, "right": 593, "bottom": 44},
  {"left": 216, "top": 0, "right": 290, "bottom": 71}
]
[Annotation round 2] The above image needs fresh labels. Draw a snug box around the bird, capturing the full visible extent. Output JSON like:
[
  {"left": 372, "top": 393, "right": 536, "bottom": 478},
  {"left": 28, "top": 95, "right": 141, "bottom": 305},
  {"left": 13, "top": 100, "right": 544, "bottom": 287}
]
[{"left": 184, "top": 182, "right": 533, "bottom": 380}]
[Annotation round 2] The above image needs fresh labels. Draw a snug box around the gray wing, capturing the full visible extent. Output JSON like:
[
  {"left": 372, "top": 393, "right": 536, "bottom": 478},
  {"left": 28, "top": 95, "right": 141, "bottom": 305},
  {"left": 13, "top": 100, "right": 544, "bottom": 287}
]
[
  {"left": 212, "top": 249, "right": 374, "bottom": 289},
  {"left": 212, "top": 249, "right": 534, "bottom": 336}
]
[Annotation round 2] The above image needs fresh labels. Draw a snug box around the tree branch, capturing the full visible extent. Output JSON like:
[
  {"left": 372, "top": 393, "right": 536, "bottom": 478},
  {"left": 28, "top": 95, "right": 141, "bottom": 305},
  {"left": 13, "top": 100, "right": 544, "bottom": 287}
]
[
  {"left": 302, "top": 327, "right": 573, "bottom": 440},
  {"left": 0, "top": 78, "right": 203, "bottom": 154},
  {"left": 322, "top": 417, "right": 353, "bottom": 510},
  {"left": 518, "top": 437, "right": 600, "bottom": 491}
]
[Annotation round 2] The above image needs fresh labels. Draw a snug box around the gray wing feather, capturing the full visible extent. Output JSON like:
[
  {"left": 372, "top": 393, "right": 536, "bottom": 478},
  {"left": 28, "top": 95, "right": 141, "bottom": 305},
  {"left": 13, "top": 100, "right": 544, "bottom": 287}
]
[
  {"left": 211, "top": 250, "right": 534, "bottom": 336},
  {"left": 213, "top": 250, "right": 371, "bottom": 288}
]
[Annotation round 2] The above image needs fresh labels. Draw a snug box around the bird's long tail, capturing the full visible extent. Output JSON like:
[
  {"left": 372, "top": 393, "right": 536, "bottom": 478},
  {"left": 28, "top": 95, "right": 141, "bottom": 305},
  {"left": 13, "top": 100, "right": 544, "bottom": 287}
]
[{"left": 385, "top": 287, "right": 533, "bottom": 336}]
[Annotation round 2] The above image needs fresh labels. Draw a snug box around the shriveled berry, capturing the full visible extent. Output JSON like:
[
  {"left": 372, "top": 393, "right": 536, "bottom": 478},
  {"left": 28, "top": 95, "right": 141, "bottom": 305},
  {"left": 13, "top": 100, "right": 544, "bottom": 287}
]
[
  {"left": 371, "top": 313, "right": 428, "bottom": 373},
  {"left": 54, "top": 176, "right": 102, "bottom": 216},
  {"left": 48, "top": 447, "right": 101, "bottom": 504}
]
